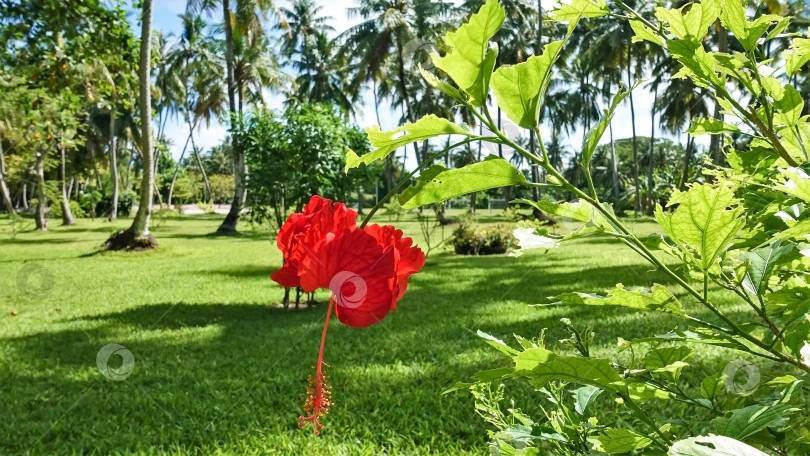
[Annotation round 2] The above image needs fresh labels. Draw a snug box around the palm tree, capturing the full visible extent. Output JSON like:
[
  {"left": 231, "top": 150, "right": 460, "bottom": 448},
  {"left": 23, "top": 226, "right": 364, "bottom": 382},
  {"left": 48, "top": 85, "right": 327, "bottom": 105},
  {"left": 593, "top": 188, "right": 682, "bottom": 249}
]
[
  {"left": 105, "top": 0, "right": 156, "bottom": 249},
  {"left": 188, "top": 0, "right": 279, "bottom": 233},
  {"left": 276, "top": 1, "right": 356, "bottom": 113},
  {"left": 581, "top": 0, "right": 653, "bottom": 212},
  {"left": 167, "top": 13, "right": 226, "bottom": 203},
  {"left": 653, "top": 58, "right": 709, "bottom": 191}
]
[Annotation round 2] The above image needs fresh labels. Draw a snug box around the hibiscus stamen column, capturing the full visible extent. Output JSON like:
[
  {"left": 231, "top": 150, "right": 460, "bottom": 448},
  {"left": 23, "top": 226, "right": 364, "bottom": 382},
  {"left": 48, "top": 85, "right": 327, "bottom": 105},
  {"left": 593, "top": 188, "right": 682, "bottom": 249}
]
[{"left": 299, "top": 298, "right": 335, "bottom": 434}]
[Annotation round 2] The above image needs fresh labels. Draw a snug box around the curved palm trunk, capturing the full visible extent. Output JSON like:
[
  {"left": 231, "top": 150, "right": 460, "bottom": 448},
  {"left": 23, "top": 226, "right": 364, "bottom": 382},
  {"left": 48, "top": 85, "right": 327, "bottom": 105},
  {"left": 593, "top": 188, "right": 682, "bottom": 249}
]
[
  {"left": 168, "top": 132, "right": 192, "bottom": 207},
  {"left": 0, "top": 137, "right": 16, "bottom": 214},
  {"left": 59, "top": 142, "right": 76, "bottom": 225},
  {"left": 217, "top": 0, "right": 246, "bottom": 233},
  {"left": 34, "top": 151, "right": 47, "bottom": 231},
  {"left": 187, "top": 119, "right": 211, "bottom": 202}
]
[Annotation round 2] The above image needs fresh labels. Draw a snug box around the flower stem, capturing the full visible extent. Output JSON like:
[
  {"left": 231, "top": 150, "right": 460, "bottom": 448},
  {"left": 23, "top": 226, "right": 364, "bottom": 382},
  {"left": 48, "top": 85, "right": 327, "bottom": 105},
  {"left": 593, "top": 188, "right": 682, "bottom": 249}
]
[{"left": 299, "top": 298, "right": 336, "bottom": 434}]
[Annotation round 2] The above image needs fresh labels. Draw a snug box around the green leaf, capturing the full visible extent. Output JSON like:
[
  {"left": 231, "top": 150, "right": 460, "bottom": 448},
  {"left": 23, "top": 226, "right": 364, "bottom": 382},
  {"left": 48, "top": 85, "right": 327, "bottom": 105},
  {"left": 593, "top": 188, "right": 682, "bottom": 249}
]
[
  {"left": 669, "top": 435, "right": 769, "bottom": 455},
  {"left": 572, "top": 385, "right": 601, "bottom": 416},
  {"left": 346, "top": 114, "right": 471, "bottom": 171},
  {"left": 550, "top": 283, "right": 686, "bottom": 316},
  {"left": 778, "top": 168, "right": 810, "bottom": 203},
  {"left": 442, "top": 382, "right": 476, "bottom": 394},
  {"left": 633, "top": 329, "right": 749, "bottom": 352},
  {"left": 687, "top": 117, "right": 740, "bottom": 135},
  {"left": 525, "top": 356, "right": 627, "bottom": 394},
  {"left": 719, "top": 0, "right": 747, "bottom": 48},
  {"left": 491, "top": 41, "right": 564, "bottom": 129},
  {"left": 514, "top": 347, "right": 556, "bottom": 372},
  {"left": 398, "top": 156, "right": 526, "bottom": 209},
  {"left": 655, "top": 184, "right": 745, "bottom": 271},
  {"left": 773, "top": 85, "right": 804, "bottom": 127},
  {"left": 432, "top": 0, "right": 505, "bottom": 106},
  {"left": 477, "top": 329, "right": 519, "bottom": 356},
  {"left": 630, "top": 19, "right": 664, "bottom": 46},
  {"left": 419, "top": 65, "right": 464, "bottom": 102},
  {"left": 713, "top": 404, "right": 797, "bottom": 440},
  {"left": 513, "top": 198, "right": 593, "bottom": 222},
  {"left": 666, "top": 40, "right": 721, "bottom": 87},
  {"left": 785, "top": 38, "right": 810, "bottom": 77},
  {"left": 582, "top": 84, "right": 637, "bottom": 168},
  {"left": 551, "top": 0, "right": 609, "bottom": 32},
  {"left": 719, "top": 0, "right": 782, "bottom": 52},
  {"left": 740, "top": 240, "right": 797, "bottom": 295},
  {"left": 644, "top": 346, "right": 693, "bottom": 381},
  {"left": 701, "top": 373, "right": 724, "bottom": 402},
  {"left": 475, "top": 367, "right": 516, "bottom": 382},
  {"left": 768, "top": 218, "right": 810, "bottom": 245},
  {"left": 656, "top": 0, "right": 718, "bottom": 43},
  {"left": 595, "top": 428, "right": 653, "bottom": 454}
]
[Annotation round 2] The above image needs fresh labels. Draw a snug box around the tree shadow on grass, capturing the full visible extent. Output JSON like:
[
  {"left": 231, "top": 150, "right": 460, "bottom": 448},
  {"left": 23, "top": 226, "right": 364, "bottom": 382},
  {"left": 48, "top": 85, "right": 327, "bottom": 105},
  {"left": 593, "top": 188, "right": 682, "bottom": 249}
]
[{"left": 1, "top": 249, "right": 759, "bottom": 454}]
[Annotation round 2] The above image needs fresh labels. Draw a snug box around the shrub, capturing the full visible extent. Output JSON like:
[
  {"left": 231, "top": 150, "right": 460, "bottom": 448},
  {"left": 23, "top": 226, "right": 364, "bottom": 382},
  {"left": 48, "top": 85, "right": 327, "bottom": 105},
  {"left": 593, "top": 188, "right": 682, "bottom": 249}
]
[
  {"left": 384, "top": 199, "right": 405, "bottom": 221},
  {"left": 49, "top": 199, "right": 85, "bottom": 219},
  {"left": 452, "top": 222, "right": 517, "bottom": 255}
]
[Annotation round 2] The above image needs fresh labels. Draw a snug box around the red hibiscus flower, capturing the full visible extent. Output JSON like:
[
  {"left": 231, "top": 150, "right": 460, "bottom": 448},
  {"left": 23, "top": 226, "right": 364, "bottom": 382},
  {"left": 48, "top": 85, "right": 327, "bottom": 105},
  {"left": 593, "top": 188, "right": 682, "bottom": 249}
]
[
  {"left": 270, "top": 196, "right": 358, "bottom": 288},
  {"left": 270, "top": 195, "right": 425, "bottom": 433}
]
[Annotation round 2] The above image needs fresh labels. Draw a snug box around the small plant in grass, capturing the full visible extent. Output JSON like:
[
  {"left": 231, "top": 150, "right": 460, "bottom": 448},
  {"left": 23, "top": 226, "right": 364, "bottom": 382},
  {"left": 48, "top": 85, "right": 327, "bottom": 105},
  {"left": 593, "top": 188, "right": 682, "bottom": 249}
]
[
  {"left": 384, "top": 198, "right": 405, "bottom": 221},
  {"left": 452, "top": 219, "right": 517, "bottom": 255},
  {"left": 343, "top": 0, "right": 810, "bottom": 452}
]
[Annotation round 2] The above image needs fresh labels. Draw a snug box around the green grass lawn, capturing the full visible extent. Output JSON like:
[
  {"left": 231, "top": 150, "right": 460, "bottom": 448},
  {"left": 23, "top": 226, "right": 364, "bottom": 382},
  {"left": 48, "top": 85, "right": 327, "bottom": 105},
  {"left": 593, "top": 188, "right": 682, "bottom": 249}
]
[{"left": 0, "top": 211, "right": 753, "bottom": 455}]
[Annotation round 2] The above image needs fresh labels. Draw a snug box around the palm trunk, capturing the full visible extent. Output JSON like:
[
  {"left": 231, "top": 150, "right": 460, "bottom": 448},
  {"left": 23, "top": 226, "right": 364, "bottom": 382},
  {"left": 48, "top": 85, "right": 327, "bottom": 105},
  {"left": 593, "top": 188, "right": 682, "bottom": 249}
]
[
  {"left": 216, "top": 0, "right": 246, "bottom": 233},
  {"left": 679, "top": 134, "right": 694, "bottom": 191},
  {"left": 34, "top": 151, "right": 47, "bottom": 231},
  {"left": 59, "top": 142, "right": 76, "bottom": 225},
  {"left": 711, "top": 22, "right": 728, "bottom": 165},
  {"left": 168, "top": 132, "right": 192, "bottom": 208},
  {"left": 529, "top": 130, "right": 539, "bottom": 202},
  {"left": 188, "top": 120, "right": 211, "bottom": 202},
  {"left": 0, "top": 137, "right": 16, "bottom": 214},
  {"left": 627, "top": 45, "right": 640, "bottom": 214},
  {"left": 609, "top": 124, "right": 620, "bottom": 200},
  {"left": 646, "top": 86, "right": 657, "bottom": 215},
  {"left": 131, "top": 0, "right": 155, "bottom": 236},
  {"left": 108, "top": 96, "right": 118, "bottom": 220},
  {"left": 357, "top": 183, "right": 363, "bottom": 214},
  {"left": 373, "top": 81, "right": 394, "bottom": 193},
  {"left": 105, "top": 0, "right": 156, "bottom": 250}
]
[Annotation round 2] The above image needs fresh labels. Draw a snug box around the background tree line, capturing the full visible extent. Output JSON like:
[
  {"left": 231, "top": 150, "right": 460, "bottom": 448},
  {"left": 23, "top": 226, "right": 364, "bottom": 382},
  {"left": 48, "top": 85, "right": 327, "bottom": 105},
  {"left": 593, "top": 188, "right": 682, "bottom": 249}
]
[{"left": 1, "top": 0, "right": 809, "bottom": 241}]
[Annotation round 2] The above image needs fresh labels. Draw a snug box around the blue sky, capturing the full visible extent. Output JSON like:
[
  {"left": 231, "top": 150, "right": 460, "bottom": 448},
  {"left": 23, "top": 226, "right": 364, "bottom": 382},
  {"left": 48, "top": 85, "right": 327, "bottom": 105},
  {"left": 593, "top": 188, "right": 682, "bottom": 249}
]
[{"left": 137, "top": 0, "right": 698, "bottom": 171}]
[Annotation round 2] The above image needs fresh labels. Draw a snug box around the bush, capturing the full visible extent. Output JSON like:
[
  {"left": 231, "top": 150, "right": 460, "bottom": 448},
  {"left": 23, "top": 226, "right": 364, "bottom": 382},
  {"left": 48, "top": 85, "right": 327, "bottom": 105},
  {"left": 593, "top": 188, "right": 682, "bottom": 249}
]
[
  {"left": 452, "top": 221, "right": 517, "bottom": 255},
  {"left": 49, "top": 199, "right": 86, "bottom": 219},
  {"left": 79, "top": 190, "right": 103, "bottom": 218},
  {"left": 117, "top": 190, "right": 138, "bottom": 216},
  {"left": 384, "top": 199, "right": 405, "bottom": 221}
]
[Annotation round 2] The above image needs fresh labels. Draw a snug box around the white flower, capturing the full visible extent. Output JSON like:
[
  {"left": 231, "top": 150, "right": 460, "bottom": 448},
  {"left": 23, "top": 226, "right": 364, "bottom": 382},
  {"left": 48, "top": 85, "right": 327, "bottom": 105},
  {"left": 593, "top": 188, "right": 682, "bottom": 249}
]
[
  {"left": 801, "top": 342, "right": 810, "bottom": 368},
  {"left": 784, "top": 167, "right": 809, "bottom": 190},
  {"left": 510, "top": 227, "right": 559, "bottom": 257}
]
